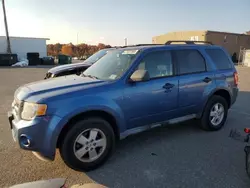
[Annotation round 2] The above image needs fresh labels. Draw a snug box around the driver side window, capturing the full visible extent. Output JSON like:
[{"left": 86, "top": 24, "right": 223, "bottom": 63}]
[{"left": 137, "top": 50, "right": 173, "bottom": 79}]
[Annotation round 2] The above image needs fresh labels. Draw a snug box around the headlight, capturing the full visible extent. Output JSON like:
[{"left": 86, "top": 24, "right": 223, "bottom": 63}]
[{"left": 21, "top": 102, "right": 47, "bottom": 121}]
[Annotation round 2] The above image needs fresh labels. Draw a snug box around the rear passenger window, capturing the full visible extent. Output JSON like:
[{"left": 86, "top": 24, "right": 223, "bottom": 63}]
[
  {"left": 206, "top": 49, "right": 232, "bottom": 70},
  {"left": 175, "top": 50, "right": 206, "bottom": 75}
]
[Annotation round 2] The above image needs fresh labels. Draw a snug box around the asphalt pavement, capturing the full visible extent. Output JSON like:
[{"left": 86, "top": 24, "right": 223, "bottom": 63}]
[{"left": 0, "top": 66, "right": 250, "bottom": 188}]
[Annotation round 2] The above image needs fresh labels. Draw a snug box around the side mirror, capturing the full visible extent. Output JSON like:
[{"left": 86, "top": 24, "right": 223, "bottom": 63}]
[{"left": 130, "top": 70, "right": 150, "bottom": 82}]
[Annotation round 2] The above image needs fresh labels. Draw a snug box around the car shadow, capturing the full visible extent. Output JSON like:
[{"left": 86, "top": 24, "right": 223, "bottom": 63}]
[{"left": 86, "top": 91, "right": 250, "bottom": 188}]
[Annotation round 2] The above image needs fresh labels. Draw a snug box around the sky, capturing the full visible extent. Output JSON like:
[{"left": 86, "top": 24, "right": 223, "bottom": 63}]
[{"left": 0, "top": 0, "right": 250, "bottom": 46}]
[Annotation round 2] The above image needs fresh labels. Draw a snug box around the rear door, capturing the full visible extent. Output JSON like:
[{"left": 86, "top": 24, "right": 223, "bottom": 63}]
[{"left": 174, "top": 49, "right": 216, "bottom": 116}]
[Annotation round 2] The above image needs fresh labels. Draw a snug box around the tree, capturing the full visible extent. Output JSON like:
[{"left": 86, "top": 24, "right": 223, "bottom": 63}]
[
  {"left": 105, "top": 45, "right": 112, "bottom": 48},
  {"left": 73, "top": 43, "right": 88, "bottom": 58},
  {"left": 87, "top": 45, "right": 98, "bottom": 57},
  {"left": 47, "top": 43, "right": 112, "bottom": 58},
  {"left": 54, "top": 43, "right": 62, "bottom": 56},
  {"left": 61, "top": 45, "right": 73, "bottom": 56},
  {"left": 47, "top": 44, "right": 55, "bottom": 56},
  {"left": 97, "top": 43, "right": 106, "bottom": 50}
]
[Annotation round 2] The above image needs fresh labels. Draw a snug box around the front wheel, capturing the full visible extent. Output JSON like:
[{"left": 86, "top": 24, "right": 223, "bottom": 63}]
[
  {"left": 199, "top": 95, "right": 228, "bottom": 131},
  {"left": 59, "top": 117, "right": 115, "bottom": 171}
]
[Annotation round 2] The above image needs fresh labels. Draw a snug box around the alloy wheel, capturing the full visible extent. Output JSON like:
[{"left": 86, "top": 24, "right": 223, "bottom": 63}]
[
  {"left": 209, "top": 103, "right": 225, "bottom": 126},
  {"left": 73, "top": 128, "right": 107, "bottom": 162}
]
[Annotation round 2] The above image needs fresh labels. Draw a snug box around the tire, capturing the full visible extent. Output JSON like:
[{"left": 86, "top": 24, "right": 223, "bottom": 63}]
[
  {"left": 59, "top": 117, "right": 115, "bottom": 171},
  {"left": 199, "top": 95, "right": 228, "bottom": 131}
]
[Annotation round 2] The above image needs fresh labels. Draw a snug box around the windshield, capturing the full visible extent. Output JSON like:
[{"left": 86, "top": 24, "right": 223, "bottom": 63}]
[
  {"left": 83, "top": 49, "right": 139, "bottom": 80},
  {"left": 85, "top": 49, "right": 109, "bottom": 63}
]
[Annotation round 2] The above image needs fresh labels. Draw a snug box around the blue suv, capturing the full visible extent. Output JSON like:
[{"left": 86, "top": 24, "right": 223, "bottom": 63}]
[{"left": 8, "top": 41, "right": 238, "bottom": 171}]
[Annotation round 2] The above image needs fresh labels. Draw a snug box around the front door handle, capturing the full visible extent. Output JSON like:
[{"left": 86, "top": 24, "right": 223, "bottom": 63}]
[
  {"left": 163, "top": 83, "right": 175, "bottom": 89},
  {"left": 203, "top": 77, "right": 212, "bottom": 83}
]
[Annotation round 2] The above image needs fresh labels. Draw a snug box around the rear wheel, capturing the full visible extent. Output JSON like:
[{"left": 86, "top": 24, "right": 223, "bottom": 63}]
[
  {"left": 199, "top": 95, "right": 228, "bottom": 131},
  {"left": 59, "top": 117, "right": 115, "bottom": 171}
]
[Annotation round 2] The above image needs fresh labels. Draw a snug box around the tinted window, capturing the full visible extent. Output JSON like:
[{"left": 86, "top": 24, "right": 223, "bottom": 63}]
[
  {"left": 175, "top": 50, "right": 206, "bottom": 74},
  {"left": 137, "top": 50, "right": 173, "bottom": 78},
  {"left": 206, "top": 49, "right": 232, "bottom": 70}
]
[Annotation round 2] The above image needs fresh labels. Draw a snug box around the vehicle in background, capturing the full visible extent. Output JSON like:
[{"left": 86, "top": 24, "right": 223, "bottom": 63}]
[
  {"left": 44, "top": 48, "right": 114, "bottom": 79},
  {"left": 8, "top": 41, "right": 238, "bottom": 171},
  {"left": 230, "top": 128, "right": 250, "bottom": 178}
]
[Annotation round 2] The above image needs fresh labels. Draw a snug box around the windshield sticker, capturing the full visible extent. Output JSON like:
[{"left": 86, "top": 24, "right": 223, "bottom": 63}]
[
  {"left": 109, "top": 74, "right": 117, "bottom": 79},
  {"left": 122, "top": 50, "right": 138, "bottom": 55}
]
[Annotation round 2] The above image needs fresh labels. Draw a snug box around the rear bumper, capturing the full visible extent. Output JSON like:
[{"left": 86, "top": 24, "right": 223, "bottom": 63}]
[
  {"left": 8, "top": 111, "right": 62, "bottom": 160},
  {"left": 231, "top": 87, "right": 239, "bottom": 106}
]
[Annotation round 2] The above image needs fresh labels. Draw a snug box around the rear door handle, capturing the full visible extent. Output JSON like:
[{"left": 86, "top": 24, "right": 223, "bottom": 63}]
[
  {"left": 203, "top": 77, "right": 212, "bottom": 83},
  {"left": 163, "top": 83, "right": 175, "bottom": 89}
]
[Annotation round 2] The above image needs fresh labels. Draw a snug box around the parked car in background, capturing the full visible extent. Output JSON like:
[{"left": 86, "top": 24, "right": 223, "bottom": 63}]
[
  {"left": 44, "top": 48, "right": 114, "bottom": 79},
  {"left": 8, "top": 41, "right": 238, "bottom": 171}
]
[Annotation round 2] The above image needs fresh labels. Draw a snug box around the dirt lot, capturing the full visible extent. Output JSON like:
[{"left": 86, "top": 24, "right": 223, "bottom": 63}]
[{"left": 0, "top": 66, "right": 250, "bottom": 188}]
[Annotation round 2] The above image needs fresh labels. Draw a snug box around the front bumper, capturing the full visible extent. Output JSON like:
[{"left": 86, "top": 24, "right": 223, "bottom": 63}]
[{"left": 8, "top": 111, "right": 62, "bottom": 160}]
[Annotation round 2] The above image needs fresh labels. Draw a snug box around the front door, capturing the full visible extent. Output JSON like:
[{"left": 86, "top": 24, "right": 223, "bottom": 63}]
[{"left": 123, "top": 49, "right": 179, "bottom": 129}]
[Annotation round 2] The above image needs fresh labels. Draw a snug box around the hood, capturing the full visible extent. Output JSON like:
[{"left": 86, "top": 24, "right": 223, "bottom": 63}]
[
  {"left": 16, "top": 75, "right": 106, "bottom": 101},
  {"left": 48, "top": 61, "right": 92, "bottom": 74}
]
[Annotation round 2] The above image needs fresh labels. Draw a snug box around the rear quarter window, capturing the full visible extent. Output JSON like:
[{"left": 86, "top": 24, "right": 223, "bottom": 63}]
[
  {"left": 175, "top": 49, "right": 206, "bottom": 75},
  {"left": 205, "top": 49, "right": 232, "bottom": 70}
]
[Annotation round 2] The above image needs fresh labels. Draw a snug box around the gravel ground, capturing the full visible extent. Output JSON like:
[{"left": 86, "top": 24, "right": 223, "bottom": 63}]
[{"left": 0, "top": 66, "right": 250, "bottom": 188}]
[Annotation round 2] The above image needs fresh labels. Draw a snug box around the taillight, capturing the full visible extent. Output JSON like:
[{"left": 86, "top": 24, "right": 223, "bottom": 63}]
[
  {"left": 244, "top": 128, "right": 250, "bottom": 133},
  {"left": 234, "top": 72, "right": 239, "bottom": 86}
]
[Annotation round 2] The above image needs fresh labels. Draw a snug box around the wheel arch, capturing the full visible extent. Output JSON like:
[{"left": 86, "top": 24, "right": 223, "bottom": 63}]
[
  {"left": 212, "top": 89, "right": 231, "bottom": 108},
  {"left": 199, "top": 88, "right": 232, "bottom": 118},
  {"left": 56, "top": 110, "right": 120, "bottom": 148}
]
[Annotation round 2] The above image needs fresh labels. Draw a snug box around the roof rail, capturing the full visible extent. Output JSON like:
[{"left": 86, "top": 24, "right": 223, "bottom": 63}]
[
  {"left": 165, "top": 40, "right": 213, "bottom": 45},
  {"left": 134, "top": 44, "right": 163, "bottom": 46},
  {"left": 120, "top": 44, "right": 163, "bottom": 48}
]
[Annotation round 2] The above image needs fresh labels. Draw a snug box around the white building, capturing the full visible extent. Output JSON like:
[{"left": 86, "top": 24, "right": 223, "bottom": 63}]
[{"left": 0, "top": 36, "right": 49, "bottom": 60}]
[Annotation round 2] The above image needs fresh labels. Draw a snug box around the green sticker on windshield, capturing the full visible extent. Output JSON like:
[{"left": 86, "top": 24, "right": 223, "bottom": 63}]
[{"left": 122, "top": 50, "right": 138, "bottom": 55}]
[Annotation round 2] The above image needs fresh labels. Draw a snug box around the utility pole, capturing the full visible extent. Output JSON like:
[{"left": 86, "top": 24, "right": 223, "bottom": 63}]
[{"left": 2, "top": 0, "right": 11, "bottom": 53}]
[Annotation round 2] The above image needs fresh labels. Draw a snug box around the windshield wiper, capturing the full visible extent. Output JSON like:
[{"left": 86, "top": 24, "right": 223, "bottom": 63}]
[{"left": 81, "top": 73, "right": 99, "bottom": 79}]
